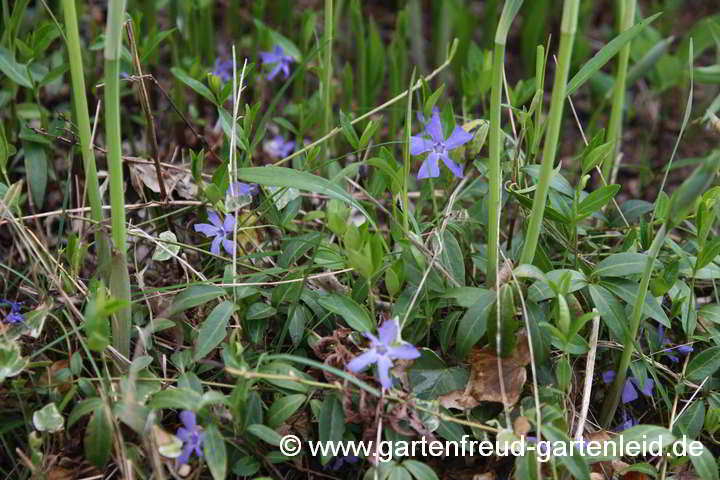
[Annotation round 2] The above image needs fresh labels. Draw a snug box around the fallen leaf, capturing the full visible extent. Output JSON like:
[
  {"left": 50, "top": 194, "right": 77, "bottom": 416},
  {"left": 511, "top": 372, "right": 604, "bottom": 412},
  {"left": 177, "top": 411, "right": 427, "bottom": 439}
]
[{"left": 438, "top": 330, "right": 531, "bottom": 408}]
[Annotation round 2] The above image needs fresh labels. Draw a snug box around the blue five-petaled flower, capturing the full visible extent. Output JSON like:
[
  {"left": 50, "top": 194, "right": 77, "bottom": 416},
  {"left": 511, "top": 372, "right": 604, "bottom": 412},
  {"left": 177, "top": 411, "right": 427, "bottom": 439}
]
[
  {"left": 265, "top": 134, "right": 295, "bottom": 159},
  {"left": 1, "top": 299, "right": 24, "bottom": 324},
  {"left": 410, "top": 110, "right": 472, "bottom": 180},
  {"left": 176, "top": 411, "right": 205, "bottom": 465},
  {"left": 259, "top": 45, "right": 294, "bottom": 81},
  {"left": 602, "top": 370, "right": 654, "bottom": 404},
  {"left": 211, "top": 58, "right": 234, "bottom": 82},
  {"left": 347, "top": 318, "right": 420, "bottom": 390},
  {"left": 194, "top": 211, "right": 236, "bottom": 256},
  {"left": 226, "top": 181, "right": 257, "bottom": 198}
]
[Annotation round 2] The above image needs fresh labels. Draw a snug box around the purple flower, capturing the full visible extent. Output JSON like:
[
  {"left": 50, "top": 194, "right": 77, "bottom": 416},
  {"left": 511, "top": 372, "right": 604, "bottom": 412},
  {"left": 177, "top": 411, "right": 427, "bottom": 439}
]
[
  {"left": 616, "top": 410, "right": 637, "bottom": 432},
  {"left": 602, "top": 370, "right": 654, "bottom": 404},
  {"left": 1, "top": 300, "right": 24, "bottom": 324},
  {"left": 656, "top": 325, "right": 694, "bottom": 363},
  {"left": 193, "top": 211, "right": 236, "bottom": 256},
  {"left": 212, "top": 58, "right": 234, "bottom": 82},
  {"left": 259, "top": 45, "right": 294, "bottom": 81},
  {"left": 416, "top": 106, "right": 440, "bottom": 126},
  {"left": 410, "top": 110, "right": 472, "bottom": 179},
  {"left": 176, "top": 411, "right": 205, "bottom": 465},
  {"left": 226, "top": 181, "right": 257, "bottom": 198},
  {"left": 346, "top": 318, "right": 420, "bottom": 390},
  {"left": 264, "top": 134, "right": 295, "bottom": 159}
]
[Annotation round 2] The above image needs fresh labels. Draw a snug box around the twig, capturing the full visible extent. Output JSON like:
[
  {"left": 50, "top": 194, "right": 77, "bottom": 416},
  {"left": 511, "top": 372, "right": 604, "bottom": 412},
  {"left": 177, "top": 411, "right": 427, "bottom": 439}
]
[{"left": 574, "top": 309, "right": 600, "bottom": 440}]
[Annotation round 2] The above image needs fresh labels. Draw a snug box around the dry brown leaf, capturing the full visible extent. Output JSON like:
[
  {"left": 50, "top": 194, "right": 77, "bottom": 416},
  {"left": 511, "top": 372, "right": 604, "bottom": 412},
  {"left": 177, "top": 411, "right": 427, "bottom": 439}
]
[
  {"left": 439, "top": 330, "right": 531, "bottom": 409},
  {"left": 128, "top": 162, "right": 196, "bottom": 200},
  {"left": 48, "top": 467, "right": 75, "bottom": 480}
]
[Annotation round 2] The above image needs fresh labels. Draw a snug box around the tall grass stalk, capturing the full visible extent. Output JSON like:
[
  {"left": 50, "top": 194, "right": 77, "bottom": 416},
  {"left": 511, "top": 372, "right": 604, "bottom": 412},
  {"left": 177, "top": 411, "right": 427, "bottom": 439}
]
[
  {"left": 323, "top": 0, "right": 337, "bottom": 177},
  {"left": 487, "top": 0, "right": 523, "bottom": 286},
  {"left": 600, "top": 223, "right": 666, "bottom": 426},
  {"left": 62, "top": 0, "right": 108, "bottom": 271},
  {"left": 518, "top": 0, "right": 579, "bottom": 266},
  {"left": 105, "top": 0, "right": 131, "bottom": 360},
  {"left": 602, "top": 0, "right": 636, "bottom": 183}
]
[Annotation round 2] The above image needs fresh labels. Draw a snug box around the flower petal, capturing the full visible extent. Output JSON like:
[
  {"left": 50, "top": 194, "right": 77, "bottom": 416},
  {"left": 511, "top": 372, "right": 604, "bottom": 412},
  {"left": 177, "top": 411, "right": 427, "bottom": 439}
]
[
  {"left": 375, "top": 355, "right": 393, "bottom": 390},
  {"left": 259, "top": 51, "right": 281, "bottom": 64},
  {"left": 223, "top": 213, "right": 235, "bottom": 232},
  {"left": 208, "top": 211, "right": 223, "bottom": 228},
  {"left": 632, "top": 377, "right": 654, "bottom": 397},
  {"left": 444, "top": 126, "right": 473, "bottom": 150},
  {"left": 387, "top": 343, "right": 420, "bottom": 360},
  {"left": 267, "top": 63, "right": 283, "bottom": 81},
  {"left": 440, "top": 153, "right": 464, "bottom": 178},
  {"left": 602, "top": 370, "right": 616, "bottom": 384},
  {"left": 347, "top": 350, "right": 379, "bottom": 373},
  {"left": 417, "top": 152, "right": 440, "bottom": 179},
  {"left": 677, "top": 345, "right": 693, "bottom": 355},
  {"left": 177, "top": 443, "right": 194, "bottom": 465},
  {"left": 377, "top": 318, "right": 398, "bottom": 346},
  {"left": 211, "top": 236, "right": 223, "bottom": 256},
  {"left": 194, "top": 223, "right": 219, "bottom": 237},
  {"left": 176, "top": 427, "right": 191, "bottom": 442},
  {"left": 410, "top": 136, "right": 433, "bottom": 156},
  {"left": 425, "top": 111, "right": 444, "bottom": 143},
  {"left": 222, "top": 238, "right": 236, "bottom": 256},
  {"left": 180, "top": 410, "right": 196, "bottom": 430},
  {"left": 621, "top": 379, "right": 638, "bottom": 404}
]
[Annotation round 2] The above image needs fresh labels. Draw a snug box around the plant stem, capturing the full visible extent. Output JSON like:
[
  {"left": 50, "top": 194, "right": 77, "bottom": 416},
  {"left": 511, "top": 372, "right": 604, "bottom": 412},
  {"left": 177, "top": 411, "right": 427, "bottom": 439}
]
[
  {"left": 600, "top": 223, "right": 667, "bottom": 426},
  {"left": 519, "top": 0, "right": 579, "bottom": 266},
  {"left": 487, "top": 40, "right": 504, "bottom": 286},
  {"left": 323, "top": 0, "right": 337, "bottom": 177},
  {"left": 62, "top": 0, "right": 109, "bottom": 272},
  {"left": 487, "top": 0, "right": 524, "bottom": 286},
  {"left": 105, "top": 0, "right": 131, "bottom": 360},
  {"left": 402, "top": 70, "right": 416, "bottom": 234},
  {"left": 602, "top": 0, "right": 636, "bottom": 183}
]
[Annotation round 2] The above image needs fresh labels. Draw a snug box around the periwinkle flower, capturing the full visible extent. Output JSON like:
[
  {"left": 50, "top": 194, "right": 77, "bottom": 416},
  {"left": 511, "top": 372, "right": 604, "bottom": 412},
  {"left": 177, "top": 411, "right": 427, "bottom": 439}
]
[
  {"left": 212, "top": 58, "right": 234, "bottom": 82},
  {"left": 656, "top": 325, "right": 694, "bottom": 363},
  {"left": 602, "top": 370, "right": 654, "bottom": 404},
  {"left": 1, "top": 300, "right": 24, "bottom": 324},
  {"left": 259, "top": 45, "right": 294, "bottom": 81},
  {"left": 176, "top": 411, "right": 205, "bottom": 465},
  {"left": 193, "top": 210, "right": 236, "bottom": 256},
  {"left": 410, "top": 110, "right": 472, "bottom": 179},
  {"left": 616, "top": 410, "right": 637, "bottom": 432},
  {"left": 264, "top": 134, "right": 295, "bottom": 159},
  {"left": 226, "top": 181, "right": 257, "bottom": 198},
  {"left": 346, "top": 318, "right": 420, "bottom": 390}
]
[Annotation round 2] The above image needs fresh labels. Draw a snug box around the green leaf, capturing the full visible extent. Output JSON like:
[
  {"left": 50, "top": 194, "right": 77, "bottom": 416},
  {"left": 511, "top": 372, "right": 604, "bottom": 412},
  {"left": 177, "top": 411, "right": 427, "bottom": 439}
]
[
  {"left": 0, "top": 46, "right": 32, "bottom": 87},
  {"left": 237, "top": 167, "right": 375, "bottom": 228},
  {"left": 566, "top": 12, "right": 662, "bottom": 96},
  {"left": 576, "top": 185, "right": 620, "bottom": 219},
  {"left": 247, "top": 424, "right": 282, "bottom": 446},
  {"left": 169, "top": 285, "right": 225, "bottom": 315},
  {"left": 254, "top": 19, "right": 302, "bottom": 59},
  {"left": 33, "top": 403, "right": 64, "bottom": 432},
  {"left": 588, "top": 284, "right": 627, "bottom": 341},
  {"left": 601, "top": 278, "right": 670, "bottom": 326},
  {"left": 152, "top": 231, "right": 180, "bottom": 261},
  {"left": 696, "top": 237, "right": 720, "bottom": 271},
  {"left": 455, "top": 290, "right": 496, "bottom": 357},
  {"left": 319, "top": 394, "right": 345, "bottom": 464},
  {"left": 205, "top": 424, "right": 228, "bottom": 480},
  {"left": 23, "top": 142, "right": 47, "bottom": 208},
  {"left": 171, "top": 67, "right": 216, "bottom": 105},
  {"left": 148, "top": 388, "right": 203, "bottom": 410},
  {"left": 541, "top": 424, "right": 589, "bottom": 479},
  {"left": 408, "top": 350, "right": 469, "bottom": 400},
  {"left": 85, "top": 405, "right": 112, "bottom": 468},
  {"left": 402, "top": 460, "right": 439, "bottom": 480},
  {"left": 581, "top": 142, "right": 612, "bottom": 175},
  {"left": 690, "top": 442, "right": 718, "bottom": 480},
  {"left": 594, "top": 252, "right": 651, "bottom": 277},
  {"left": 68, "top": 398, "right": 103, "bottom": 428},
  {"left": 318, "top": 294, "right": 373, "bottom": 332},
  {"left": 267, "top": 394, "right": 306, "bottom": 429},
  {"left": 194, "top": 301, "right": 235, "bottom": 361},
  {"left": 687, "top": 346, "right": 720, "bottom": 382}
]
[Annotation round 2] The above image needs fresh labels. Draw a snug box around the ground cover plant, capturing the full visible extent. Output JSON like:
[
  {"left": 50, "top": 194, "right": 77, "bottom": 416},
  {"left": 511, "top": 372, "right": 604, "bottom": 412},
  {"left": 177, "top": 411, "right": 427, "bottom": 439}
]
[{"left": 2, "top": 0, "right": 720, "bottom": 478}]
